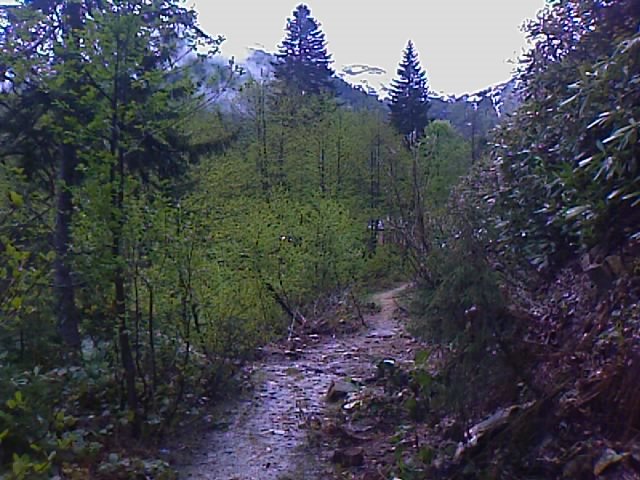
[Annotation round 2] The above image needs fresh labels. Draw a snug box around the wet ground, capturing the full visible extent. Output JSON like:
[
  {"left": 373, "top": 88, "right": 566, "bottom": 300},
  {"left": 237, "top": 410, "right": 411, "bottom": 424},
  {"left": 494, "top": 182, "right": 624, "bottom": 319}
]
[{"left": 178, "top": 284, "right": 414, "bottom": 480}]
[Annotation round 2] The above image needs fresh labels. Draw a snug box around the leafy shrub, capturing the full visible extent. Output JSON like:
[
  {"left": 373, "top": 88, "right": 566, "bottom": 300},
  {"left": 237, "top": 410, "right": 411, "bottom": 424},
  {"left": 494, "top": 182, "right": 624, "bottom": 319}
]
[
  {"left": 492, "top": 0, "right": 640, "bottom": 268},
  {"left": 412, "top": 228, "right": 504, "bottom": 345},
  {"left": 360, "top": 243, "right": 409, "bottom": 288},
  {"left": 408, "top": 175, "right": 526, "bottom": 418},
  {"left": 0, "top": 368, "right": 67, "bottom": 478}
]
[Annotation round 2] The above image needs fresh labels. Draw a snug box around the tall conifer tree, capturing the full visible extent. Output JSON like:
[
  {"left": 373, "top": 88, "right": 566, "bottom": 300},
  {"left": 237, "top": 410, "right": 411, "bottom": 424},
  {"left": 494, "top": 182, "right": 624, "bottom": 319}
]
[
  {"left": 274, "top": 4, "right": 334, "bottom": 95},
  {"left": 389, "top": 40, "right": 430, "bottom": 139}
]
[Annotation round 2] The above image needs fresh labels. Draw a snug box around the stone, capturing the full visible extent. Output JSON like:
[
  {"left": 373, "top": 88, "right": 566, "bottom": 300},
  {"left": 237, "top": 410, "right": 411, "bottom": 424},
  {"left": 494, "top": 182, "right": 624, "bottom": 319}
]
[
  {"left": 580, "top": 253, "right": 592, "bottom": 272},
  {"left": 585, "top": 263, "right": 613, "bottom": 293},
  {"left": 604, "top": 255, "right": 626, "bottom": 277},
  {"left": 321, "top": 420, "right": 339, "bottom": 435},
  {"left": 361, "top": 470, "right": 385, "bottom": 480},
  {"left": 594, "top": 448, "right": 626, "bottom": 476},
  {"left": 331, "top": 446, "right": 364, "bottom": 467},
  {"left": 326, "top": 380, "right": 359, "bottom": 402},
  {"left": 455, "top": 402, "right": 534, "bottom": 462},
  {"left": 563, "top": 454, "right": 594, "bottom": 478}
]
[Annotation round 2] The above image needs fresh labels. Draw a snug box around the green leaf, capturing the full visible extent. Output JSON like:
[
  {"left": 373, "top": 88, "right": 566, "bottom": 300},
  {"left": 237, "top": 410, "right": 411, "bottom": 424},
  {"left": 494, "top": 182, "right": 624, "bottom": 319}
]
[
  {"left": 559, "top": 94, "right": 578, "bottom": 107},
  {"left": 415, "top": 370, "right": 432, "bottom": 390},
  {"left": 8, "top": 191, "right": 24, "bottom": 207},
  {"left": 10, "top": 296, "right": 23, "bottom": 311},
  {"left": 565, "top": 206, "right": 589, "bottom": 220},
  {"left": 418, "top": 446, "right": 434, "bottom": 464},
  {"left": 587, "top": 112, "right": 611, "bottom": 130},
  {"left": 414, "top": 349, "right": 430, "bottom": 365},
  {"left": 578, "top": 155, "right": 596, "bottom": 168}
]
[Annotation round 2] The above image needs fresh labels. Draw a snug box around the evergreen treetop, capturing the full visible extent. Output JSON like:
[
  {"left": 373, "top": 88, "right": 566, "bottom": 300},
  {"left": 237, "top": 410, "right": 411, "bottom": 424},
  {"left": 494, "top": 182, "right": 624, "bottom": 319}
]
[
  {"left": 274, "top": 4, "right": 334, "bottom": 95},
  {"left": 389, "top": 40, "right": 430, "bottom": 140}
]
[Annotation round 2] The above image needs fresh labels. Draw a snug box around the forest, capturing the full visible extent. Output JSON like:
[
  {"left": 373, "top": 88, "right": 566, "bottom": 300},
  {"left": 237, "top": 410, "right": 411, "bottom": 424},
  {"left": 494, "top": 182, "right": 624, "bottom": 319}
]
[{"left": 0, "top": 0, "right": 638, "bottom": 479}]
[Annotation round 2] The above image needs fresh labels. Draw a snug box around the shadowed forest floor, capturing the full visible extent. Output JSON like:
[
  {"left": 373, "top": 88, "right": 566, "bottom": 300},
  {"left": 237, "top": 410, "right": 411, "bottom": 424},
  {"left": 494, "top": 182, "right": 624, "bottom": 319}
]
[{"left": 175, "top": 284, "right": 415, "bottom": 479}]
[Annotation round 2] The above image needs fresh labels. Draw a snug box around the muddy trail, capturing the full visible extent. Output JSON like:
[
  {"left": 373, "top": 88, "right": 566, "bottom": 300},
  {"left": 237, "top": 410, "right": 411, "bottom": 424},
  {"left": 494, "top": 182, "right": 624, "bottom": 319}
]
[{"left": 177, "top": 284, "right": 416, "bottom": 480}]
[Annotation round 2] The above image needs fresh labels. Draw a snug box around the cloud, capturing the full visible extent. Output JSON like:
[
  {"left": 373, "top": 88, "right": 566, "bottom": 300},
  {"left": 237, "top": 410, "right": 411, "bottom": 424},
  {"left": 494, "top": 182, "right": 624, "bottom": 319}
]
[
  {"left": 194, "top": 0, "right": 546, "bottom": 95},
  {"left": 342, "top": 64, "right": 387, "bottom": 77}
]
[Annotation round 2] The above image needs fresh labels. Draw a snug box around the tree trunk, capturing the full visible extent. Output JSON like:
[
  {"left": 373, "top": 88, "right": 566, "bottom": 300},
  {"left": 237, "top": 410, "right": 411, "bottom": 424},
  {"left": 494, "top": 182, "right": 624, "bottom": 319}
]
[
  {"left": 320, "top": 145, "right": 326, "bottom": 195},
  {"left": 260, "top": 82, "right": 269, "bottom": 191},
  {"left": 54, "top": 143, "right": 81, "bottom": 349},
  {"left": 52, "top": 0, "right": 88, "bottom": 352},
  {"left": 112, "top": 150, "right": 141, "bottom": 438},
  {"left": 145, "top": 278, "right": 157, "bottom": 395},
  {"left": 110, "top": 49, "right": 140, "bottom": 434}
]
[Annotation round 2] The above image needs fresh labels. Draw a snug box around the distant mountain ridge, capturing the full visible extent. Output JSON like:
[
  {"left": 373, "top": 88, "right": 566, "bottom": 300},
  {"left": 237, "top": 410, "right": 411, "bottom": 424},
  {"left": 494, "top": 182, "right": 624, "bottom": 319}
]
[
  {"left": 199, "top": 49, "right": 521, "bottom": 139},
  {"left": 427, "top": 78, "right": 520, "bottom": 140}
]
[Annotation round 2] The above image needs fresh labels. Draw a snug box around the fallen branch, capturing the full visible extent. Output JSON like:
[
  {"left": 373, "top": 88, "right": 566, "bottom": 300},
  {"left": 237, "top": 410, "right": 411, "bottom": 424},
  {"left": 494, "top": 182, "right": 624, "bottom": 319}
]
[{"left": 265, "top": 282, "right": 307, "bottom": 341}]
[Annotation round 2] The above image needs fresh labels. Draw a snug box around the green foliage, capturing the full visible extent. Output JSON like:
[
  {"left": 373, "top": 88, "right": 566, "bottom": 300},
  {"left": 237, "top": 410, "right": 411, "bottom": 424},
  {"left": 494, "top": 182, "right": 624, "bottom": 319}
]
[
  {"left": 184, "top": 136, "right": 371, "bottom": 335},
  {"left": 493, "top": 0, "right": 640, "bottom": 268},
  {"left": 0, "top": 165, "right": 55, "bottom": 363},
  {"left": 420, "top": 121, "right": 472, "bottom": 209},
  {"left": 405, "top": 148, "right": 523, "bottom": 422},
  {"left": 410, "top": 209, "right": 504, "bottom": 344},
  {"left": 0, "top": 368, "right": 68, "bottom": 478},
  {"left": 407, "top": 192, "right": 522, "bottom": 426},
  {"left": 359, "top": 244, "right": 408, "bottom": 288},
  {"left": 428, "top": 80, "right": 519, "bottom": 143},
  {"left": 386, "top": 120, "right": 471, "bottom": 282},
  {"left": 0, "top": 1, "right": 410, "bottom": 476},
  {"left": 0, "top": 360, "right": 179, "bottom": 479},
  {"left": 274, "top": 4, "right": 334, "bottom": 95},
  {"left": 389, "top": 40, "right": 430, "bottom": 139}
]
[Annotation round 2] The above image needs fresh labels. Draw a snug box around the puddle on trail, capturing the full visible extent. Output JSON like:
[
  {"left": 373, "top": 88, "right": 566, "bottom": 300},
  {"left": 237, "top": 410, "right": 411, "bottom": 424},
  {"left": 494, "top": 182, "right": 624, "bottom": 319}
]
[{"left": 178, "top": 285, "right": 411, "bottom": 480}]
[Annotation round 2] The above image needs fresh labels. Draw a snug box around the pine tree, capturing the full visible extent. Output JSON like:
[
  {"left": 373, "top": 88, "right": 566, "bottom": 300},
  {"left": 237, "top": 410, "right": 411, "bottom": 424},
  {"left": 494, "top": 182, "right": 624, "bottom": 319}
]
[
  {"left": 274, "top": 4, "right": 334, "bottom": 95},
  {"left": 389, "top": 40, "right": 430, "bottom": 140}
]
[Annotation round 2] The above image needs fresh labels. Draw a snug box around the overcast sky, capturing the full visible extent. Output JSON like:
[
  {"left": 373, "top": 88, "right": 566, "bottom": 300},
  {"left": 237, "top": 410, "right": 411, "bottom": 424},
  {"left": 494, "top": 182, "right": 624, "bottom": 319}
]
[{"left": 193, "top": 0, "right": 546, "bottom": 95}]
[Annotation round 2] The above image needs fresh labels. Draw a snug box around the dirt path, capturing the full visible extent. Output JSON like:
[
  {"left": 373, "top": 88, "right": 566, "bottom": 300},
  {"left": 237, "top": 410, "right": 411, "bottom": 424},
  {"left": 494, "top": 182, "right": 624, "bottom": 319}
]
[{"left": 179, "top": 284, "right": 414, "bottom": 480}]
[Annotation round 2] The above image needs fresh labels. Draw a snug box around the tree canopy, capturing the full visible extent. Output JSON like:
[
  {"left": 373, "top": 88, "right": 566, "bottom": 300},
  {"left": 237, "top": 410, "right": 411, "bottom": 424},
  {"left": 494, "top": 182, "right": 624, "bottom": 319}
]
[
  {"left": 388, "top": 40, "right": 430, "bottom": 140},
  {"left": 274, "top": 4, "right": 334, "bottom": 95}
]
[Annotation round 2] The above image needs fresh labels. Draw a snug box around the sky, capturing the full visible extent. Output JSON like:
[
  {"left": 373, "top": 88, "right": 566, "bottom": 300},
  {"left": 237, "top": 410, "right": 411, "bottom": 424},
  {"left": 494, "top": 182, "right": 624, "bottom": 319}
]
[{"left": 192, "top": 0, "right": 547, "bottom": 96}]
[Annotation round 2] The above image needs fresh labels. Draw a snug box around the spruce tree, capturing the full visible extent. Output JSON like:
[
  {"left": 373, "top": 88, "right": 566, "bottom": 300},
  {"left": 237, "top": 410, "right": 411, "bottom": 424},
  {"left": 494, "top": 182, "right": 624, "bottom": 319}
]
[
  {"left": 274, "top": 4, "right": 334, "bottom": 95},
  {"left": 389, "top": 40, "right": 430, "bottom": 140}
]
